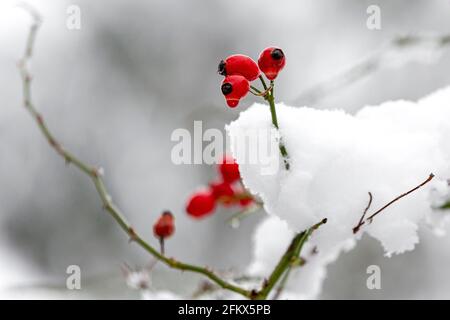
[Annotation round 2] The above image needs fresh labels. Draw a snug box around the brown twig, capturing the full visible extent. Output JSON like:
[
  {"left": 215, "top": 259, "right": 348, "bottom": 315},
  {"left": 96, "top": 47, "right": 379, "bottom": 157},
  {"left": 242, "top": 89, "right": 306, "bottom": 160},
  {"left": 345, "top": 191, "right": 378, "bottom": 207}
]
[
  {"left": 353, "top": 174, "right": 434, "bottom": 234},
  {"left": 353, "top": 192, "right": 373, "bottom": 234}
]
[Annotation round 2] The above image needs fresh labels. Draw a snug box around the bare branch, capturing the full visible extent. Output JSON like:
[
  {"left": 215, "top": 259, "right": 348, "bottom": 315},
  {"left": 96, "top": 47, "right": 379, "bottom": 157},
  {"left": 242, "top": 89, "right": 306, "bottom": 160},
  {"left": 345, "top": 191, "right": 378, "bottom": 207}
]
[
  {"left": 17, "top": 7, "right": 253, "bottom": 300},
  {"left": 353, "top": 174, "right": 434, "bottom": 234},
  {"left": 353, "top": 192, "right": 373, "bottom": 234}
]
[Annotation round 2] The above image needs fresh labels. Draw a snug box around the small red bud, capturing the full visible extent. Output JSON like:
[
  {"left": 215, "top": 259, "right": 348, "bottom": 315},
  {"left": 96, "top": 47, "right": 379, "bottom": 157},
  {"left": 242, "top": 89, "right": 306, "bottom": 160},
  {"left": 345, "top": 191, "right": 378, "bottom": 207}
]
[
  {"left": 153, "top": 211, "right": 175, "bottom": 239},
  {"left": 186, "top": 191, "right": 216, "bottom": 218},
  {"left": 258, "top": 47, "right": 286, "bottom": 80},
  {"left": 221, "top": 75, "right": 249, "bottom": 108},
  {"left": 218, "top": 54, "right": 260, "bottom": 81},
  {"left": 218, "top": 155, "right": 241, "bottom": 184}
]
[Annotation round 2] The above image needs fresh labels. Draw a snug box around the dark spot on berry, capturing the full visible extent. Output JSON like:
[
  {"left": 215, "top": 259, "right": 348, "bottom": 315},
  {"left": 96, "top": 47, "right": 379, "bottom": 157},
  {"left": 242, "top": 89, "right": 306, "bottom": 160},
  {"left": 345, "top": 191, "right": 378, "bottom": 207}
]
[
  {"left": 218, "top": 60, "right": 226, "bottom": 75},
  {"left": 221, "top": 83, "right": 232, "bottom": 95},
  {"left": 271, "top": 48, "right": 284, "bottom": 60}
]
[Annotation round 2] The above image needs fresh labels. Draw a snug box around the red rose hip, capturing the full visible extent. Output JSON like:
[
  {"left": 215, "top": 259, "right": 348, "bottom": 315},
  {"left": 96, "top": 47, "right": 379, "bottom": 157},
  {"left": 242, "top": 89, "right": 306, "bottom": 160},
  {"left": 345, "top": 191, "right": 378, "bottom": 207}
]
[
  {"left": 186, "top": 190, "right": 216, "bottom": 218},
  {"left": 218, "top": 54, "right": 260, "bottom": 81},
  {"left": 218, "top": 155, "right": 241, "bottom": 183},
  {"left": 258, "top": 47, "right": 286, "bottom": 80},
  {"left": 221, "top": 75, "right": 249, "bottom": 108},
  {"left": 153, "top": 211, "right": 175, "bottom": 239}
]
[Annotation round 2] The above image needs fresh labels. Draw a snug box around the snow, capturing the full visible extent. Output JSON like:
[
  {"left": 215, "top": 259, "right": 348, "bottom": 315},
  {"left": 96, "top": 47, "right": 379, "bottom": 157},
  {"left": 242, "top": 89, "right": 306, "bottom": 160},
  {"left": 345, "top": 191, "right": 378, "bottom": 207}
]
[
  {"left": 227, "top": 86, "right": 450, "bottom": 298},
  {"left": 247, "top": 215, "right": 354, "bottom": 299}
]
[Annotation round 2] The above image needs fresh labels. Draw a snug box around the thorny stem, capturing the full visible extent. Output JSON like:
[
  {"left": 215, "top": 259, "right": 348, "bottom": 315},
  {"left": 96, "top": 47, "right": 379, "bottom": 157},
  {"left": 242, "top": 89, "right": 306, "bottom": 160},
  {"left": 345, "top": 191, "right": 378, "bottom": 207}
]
[
  {"left": 271, "top": 221, "right": 320, "bottom": 299},
  {"left": 254, "top": 218, "right": 327, "bottom": 300},
  {"left": 18, "top": 8, "right": 319, "bottom": 300},
  {"left": 272, "top": 264, "right": 293, "bottom": 300},
  {"left": 259, "top": 76, "right": 290, "bottom": 170},
  {"left": 18, "top": 9, "right": 252, "bottom": 299},
  {"left": 353, "top": 174, "right": 435, "bottom": 234}
]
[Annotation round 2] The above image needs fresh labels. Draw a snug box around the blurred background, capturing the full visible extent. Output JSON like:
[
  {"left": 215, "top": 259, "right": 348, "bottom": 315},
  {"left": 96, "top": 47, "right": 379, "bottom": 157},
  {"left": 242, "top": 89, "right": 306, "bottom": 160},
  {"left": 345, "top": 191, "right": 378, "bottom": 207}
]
[{"left": 1, "top": 0, "right": 450, "bottom": 299}]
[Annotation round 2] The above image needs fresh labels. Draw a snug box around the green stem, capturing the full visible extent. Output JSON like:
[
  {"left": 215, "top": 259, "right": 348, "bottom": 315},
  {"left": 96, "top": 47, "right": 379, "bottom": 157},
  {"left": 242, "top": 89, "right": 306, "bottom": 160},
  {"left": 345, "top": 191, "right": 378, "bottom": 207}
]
[
  {"left": 259, "top": 76, "right": 289, "bottom": 170},
  {"left": 250, "top": 85, "right": 262, "bottom": 94},
  {"left": 272, "top": 260, "right": 294, "bottom": 300},
  {"left": 259, "top": 75, "right": 268, "bottom": 90},
  {"left": 254, "top": 218, "right": 327, "bottom": 300}
]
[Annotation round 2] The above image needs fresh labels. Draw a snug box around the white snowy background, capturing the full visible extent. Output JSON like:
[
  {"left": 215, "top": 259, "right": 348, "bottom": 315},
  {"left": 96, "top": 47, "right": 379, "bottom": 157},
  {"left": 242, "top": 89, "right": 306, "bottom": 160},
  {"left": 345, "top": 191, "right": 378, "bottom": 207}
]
[{"left": 1, "top": 0, "right": 450, "bottom": 299}]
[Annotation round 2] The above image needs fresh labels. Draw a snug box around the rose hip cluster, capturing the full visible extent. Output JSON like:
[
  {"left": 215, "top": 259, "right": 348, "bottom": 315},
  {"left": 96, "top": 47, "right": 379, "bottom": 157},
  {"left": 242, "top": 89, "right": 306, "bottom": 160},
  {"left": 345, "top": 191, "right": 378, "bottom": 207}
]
[
  {"left": 218, "top": 47, "right": 286, "bottom": 107},
  {"left": 186, "top": 155, "right": 254, "bottom": 219}
]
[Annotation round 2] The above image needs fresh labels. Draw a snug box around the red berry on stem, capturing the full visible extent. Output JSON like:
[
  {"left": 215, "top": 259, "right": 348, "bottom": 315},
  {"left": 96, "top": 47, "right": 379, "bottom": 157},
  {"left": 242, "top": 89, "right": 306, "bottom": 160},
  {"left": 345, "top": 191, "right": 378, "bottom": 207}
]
[
  {"left": 221, "top": 75, "right": 249, "bottom": 108},
  {"left": 153, "top": 211, "right": 175, "bottom": 239},
  {"left": 218, "top": 155, "right": 241, "bottom": 183},
  {"left": 210, "top": 181, "right": 235, "bottom": 206},
  {"left": 186, "top": 190, "right": 216, "bottom": 218},
  {"left": 218, "top": 54, "right": 260, "bottom": 81},
  {"left": 258, "top": 47, "right": 286, "bottom": 80}
]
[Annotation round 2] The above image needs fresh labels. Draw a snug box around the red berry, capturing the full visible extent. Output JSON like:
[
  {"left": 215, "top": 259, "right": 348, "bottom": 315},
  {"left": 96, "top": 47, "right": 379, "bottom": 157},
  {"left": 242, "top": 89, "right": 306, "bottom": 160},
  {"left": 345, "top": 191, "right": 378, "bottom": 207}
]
[
  {"left": 186, "top": 190, "right": 216, "bottom": 218},
  {"left": 258, "top": 47, "right": 286, "bottom": 80},
  {"left": 210, "top": 181, "right": 235, "bottom": 207},
  {"left": 218, "top": 155, "right": 241, "bottom": 183},
  {"left": 221, "top": 75, "right": 249, "bottom": 108},
  {"left": 153, "top": 211, "right": 175, "bottom": 239},
  {"left": 239, "top": 196, "right": 254, "bottom": 207},
  {"left": 218, "top": 54, "right": 260, "bottom": 81}
]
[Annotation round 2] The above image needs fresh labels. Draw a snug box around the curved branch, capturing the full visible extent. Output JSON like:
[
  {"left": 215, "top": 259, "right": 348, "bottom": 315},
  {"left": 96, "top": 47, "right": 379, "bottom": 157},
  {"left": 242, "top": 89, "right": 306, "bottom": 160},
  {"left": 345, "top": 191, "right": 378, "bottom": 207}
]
[
  {"left": 17, "top": 7, "right": 324, "bottom": 300},
  {"left": 17, "top": 8, "right": 253, "bottom": 300}
]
